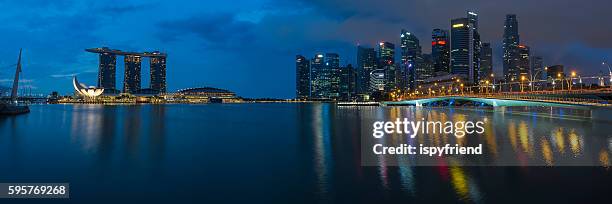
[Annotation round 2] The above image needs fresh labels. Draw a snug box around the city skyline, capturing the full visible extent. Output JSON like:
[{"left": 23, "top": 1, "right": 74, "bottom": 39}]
[{"left": 0, "top": 0, "right": 611, "bottom": 98}]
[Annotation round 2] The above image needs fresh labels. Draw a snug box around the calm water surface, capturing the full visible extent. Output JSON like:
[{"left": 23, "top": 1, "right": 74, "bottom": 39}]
[{"left": 0, "top": 103, "right": 610, "bottom": 203}]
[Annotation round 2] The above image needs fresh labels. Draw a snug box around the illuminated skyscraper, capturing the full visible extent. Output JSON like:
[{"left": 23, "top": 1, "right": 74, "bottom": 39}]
[
  {"left": 326, "top": 53, "right": 341, "bottom": 99},
  {"left": 124, "top": 55, "right": 142, "bottom": 94},
  {"left": 480, "top": 42, "right": 493, "bottom": 78},
  {"left": 296, "top": 55, "right": 310, "bottom": 99},
  {"left": 378, "top": 41, "right": 396, "bottom": 91},
  {"left": 310, "top": 53, "right": 340, "bottom": 99},
  {"left": 86, "top": 47, "right": 167, "bottom": 95},
  {"left": 356, "top": 46, "right": 377, "bottom": 94},
  {"left": 450, "top": 11, "right": 481, "bottom": 84},
  {"left": 400, "top": 30, "right": 423, "bottom": 90},
  {"left": 339, "top": 64, "right": 357, "bottom": 101},
  {"left": 503, "top": 14, "right": 520, "bottom": 81},
  {"left": 97, "top": 48, "right": 117, "bottom": 90},
  {"left": 369, "top": 69, "right": 385, "bottom": 92},
  {"left": 432, "top": 29, "right": 450, "bottom": 75},
  {"left": 149, "top": 52, "right": 167, "bottom": 93},
  {"left": 517, "top": 45, "right": 530, "bottom": 79}
]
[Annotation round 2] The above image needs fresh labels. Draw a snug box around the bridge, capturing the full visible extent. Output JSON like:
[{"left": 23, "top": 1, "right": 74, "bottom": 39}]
[{"left": 385, "top": 91, "right": 612, "bottom": 108}]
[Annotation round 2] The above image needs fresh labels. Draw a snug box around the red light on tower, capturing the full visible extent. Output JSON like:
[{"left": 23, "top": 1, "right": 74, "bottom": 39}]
[{"left": 432, "top": 41, "right": 437, "bottom": 46}]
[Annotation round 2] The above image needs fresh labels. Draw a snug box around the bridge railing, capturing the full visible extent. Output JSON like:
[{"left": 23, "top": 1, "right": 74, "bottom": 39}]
[{"left": 401, "top": 93, "right": 611, "bottom": 106}]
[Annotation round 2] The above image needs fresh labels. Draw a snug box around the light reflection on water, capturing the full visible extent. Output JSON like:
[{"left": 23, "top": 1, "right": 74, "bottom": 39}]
[
  {"left": 0, "top": 104, "right": 610, "bottom": 203},
  {"left": 361, "top": 106, "right": 609, "bottom": 167}
]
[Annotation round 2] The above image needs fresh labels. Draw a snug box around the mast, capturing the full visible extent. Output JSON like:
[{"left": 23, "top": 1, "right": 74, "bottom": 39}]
[{"left": 10, "top": 49, "right": 22, "bottom": 102}]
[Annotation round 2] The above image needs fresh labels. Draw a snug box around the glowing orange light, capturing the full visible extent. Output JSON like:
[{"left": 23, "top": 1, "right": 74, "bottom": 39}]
[{"left": 438, "top": 40, "right": 446, "bottom": 45}]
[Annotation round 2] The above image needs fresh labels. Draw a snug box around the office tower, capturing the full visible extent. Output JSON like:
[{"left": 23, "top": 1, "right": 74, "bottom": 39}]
[
  {"left": 468, "top": 11, "right": 482, "bottom": 83},
  {"left": 420, "top": 54, "right": 434, "bottom": 82},
  {"left": 309, "top": 53, "right": 340, "bottom": 99},
  {"left": 378, "top": 41, "right": 396, "bottom": 91},
  {"left": 503, "top": 14, "right": 520, "bottom": 81},
  {"left": 400, "top": 30, "right": 423, "bottom": 90},
  {"left": 150, "top": 52, "right": 167, "bottom": 93},
  {"left": 310, "top": 53, "right": 326, "bottom": 99},
  {"left": 326, "top": 53, "right": 341, "bottom": 99},
  {"left": 123, "top": 55, "right": 142, "bottom": 94},
  {"left": 480, "top": 42, "right": 493, "bottom": 79},
  {"left": 369, "top": 69, "right": 385, "bottom": 92},
  {"left": 357, "top": 46, "right": 377, "bottom": 94},
  {"left": 531, "top": 56, "right": 544, "bottom": 80},
  {"left": 97, "top": 50, "right": 117, "bottom": 90},
  {"left": 295, "top": 55, "right": 310, "bottom": 99},
  {"left": 432, "top": 29, "right": 450, "bottom": 75},
  {"left": 340, "top": 64, "right": 357, "bottom": 101},
  {"left": 517, "top": 45, "right": 530, "bottom": 79},
  {"left": 450, "top": 11, "right": 481, "bottom": 84}
]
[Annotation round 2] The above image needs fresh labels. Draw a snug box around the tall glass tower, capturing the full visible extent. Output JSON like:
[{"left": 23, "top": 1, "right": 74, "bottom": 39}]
[
  {"left": 295, "top": 55, "right": 310, "bottom": 99},
  {"left": 503, "top": 14, "right": 520, "bottom": 81},
  {"left": 432, "top": 29, "right": 450, "bottom": 75},
  {"left": 123, "top": 55, "right": 142, "bottom": 94},
  {"left": 357, "top": 46, "right": 377, "bottom": 94}
]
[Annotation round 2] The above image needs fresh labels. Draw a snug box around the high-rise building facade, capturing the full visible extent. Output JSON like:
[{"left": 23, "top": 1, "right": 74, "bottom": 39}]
[
  {"left": 480, "top": 42, "right": 493, "bottom": 79},
  {"left": 310, "top": 53, "right": 326, "bottom": 99},
  {"left": 87, "top": 47, "right": 167, "bottom": 94},
  {"left": 400, "top": 30, "right": 423, "bottom": 90},
  {"left": 149, "top": 52, "right": 167, "bottom": 93},
  {"left": 378, "top": 42, "right": 396, "bottom": 91},
  {"left": 468, "top": 11, "right": 482, "bottom": 83},
  {"left": 326, "top": 53, "right": 341, "bottom": 99},
  {"left": 531, "top": 56, "right": 544, "bottom": 80},
  {"left": 97, "top": 51, "right": 117, "bottom": 90},
  {"left": 517, "top": 45, "right": 530, "bottom": 79},
  {"left": 450, "top": 18, "right": 473, "bottom": 82},
  {"left": 123, "top": 55, "right": 142, "bottom": 94},
  {"left": 295, "top": 55, "right": 310, "bottom": 99},
  {"left": 369, "top": 69, "right": 385, "bottom": 92},
  {"left": 420, "top": 54, "right": 434, "bottom": 83},
  {"left": 339, "top": 64, "right": 357, "bottom": 101},
  {"left": 309, "top": 53, "right": 340, "bottom": 100},
  {"left": 357, "top": 46, "right": 377, "bottom": 94},
  {"left": 432, "top": 29, "right": 450, "bottom": 75},
  {"left": 450, "top": 11, "right": 481, "bottom": 84},
  {"left": 503, "top": 14, "right": 520, "bottom": 81}
]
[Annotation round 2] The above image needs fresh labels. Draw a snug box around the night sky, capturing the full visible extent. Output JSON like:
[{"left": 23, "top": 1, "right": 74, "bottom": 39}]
[{"left": 0, "top": 0, "right": 611, "bottom": 98}]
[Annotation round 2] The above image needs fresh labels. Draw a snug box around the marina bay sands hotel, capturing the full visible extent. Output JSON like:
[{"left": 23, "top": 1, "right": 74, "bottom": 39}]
[{"left": 86, "top": 47, "right": 167, "bottom": 94}]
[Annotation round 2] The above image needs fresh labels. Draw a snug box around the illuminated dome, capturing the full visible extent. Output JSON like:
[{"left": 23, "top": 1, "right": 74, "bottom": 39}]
[{"left": 73, "top": 76, "right": 104, "bottom": 98}]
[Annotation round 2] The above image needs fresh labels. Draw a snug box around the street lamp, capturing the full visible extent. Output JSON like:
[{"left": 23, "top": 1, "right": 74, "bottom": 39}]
[
  {"left": 569, "top": 71, "right": 577, "bottom": 91},
  {"left": 520, "top": 76, "right": 526, "bottom": 92}
]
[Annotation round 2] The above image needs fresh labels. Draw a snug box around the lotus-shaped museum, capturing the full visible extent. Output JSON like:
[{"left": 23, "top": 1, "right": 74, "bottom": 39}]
[{"left": 73, "top": 76, "right": 104, "bottom": 98}]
